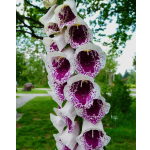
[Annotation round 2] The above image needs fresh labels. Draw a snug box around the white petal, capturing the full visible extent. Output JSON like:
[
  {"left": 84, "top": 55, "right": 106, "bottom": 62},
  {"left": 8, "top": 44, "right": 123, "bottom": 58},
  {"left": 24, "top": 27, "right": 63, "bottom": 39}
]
[
  {"left": 50, "top": 113, "right": 66, "bottom": 134},
  {"left": 61, "top": 46, "right": 75, "bottom": 59},
  {"left": 52, "top": 29, "right": 67, "bottom": 51},
  {"left": 47, "top": 90, "right": 63, "bottom": 107},
  {"left": 39, "top": 4, "right": 56, "bottom": 25},
  {"left": 59, "top": 121, "right": 80, "bottom": 150},
  {"left": 53, "top": 101, "right": 76, "bottom": 127},
  {"left": 76, "top": 145, "right": 85, "bottom": 150}
]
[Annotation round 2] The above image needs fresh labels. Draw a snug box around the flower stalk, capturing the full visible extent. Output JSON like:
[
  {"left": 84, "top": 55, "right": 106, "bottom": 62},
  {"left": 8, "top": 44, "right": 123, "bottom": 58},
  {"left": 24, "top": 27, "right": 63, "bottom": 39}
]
[{"left": 39, "top": 0, "right": 111, "bottom": 149}]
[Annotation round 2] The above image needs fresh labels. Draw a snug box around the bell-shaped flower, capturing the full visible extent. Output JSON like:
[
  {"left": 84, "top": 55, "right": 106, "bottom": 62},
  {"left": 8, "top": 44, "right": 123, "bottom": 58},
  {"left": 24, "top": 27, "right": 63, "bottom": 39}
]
[
  {"left": 73, "top": 43, "right": 106, "bottom": 77},
  {"left": 50, "top": 113, "right": 66, "bottom": 134},
  {"left": 43, "top": 29, "right": 67, "bottom": 53},
  {"left": 47, "top": 90, "right": 63, "bottom": 107},
  {"left": 75, "top": 95, "right": 110, "bottom": 125},
  {"left": 43, "top": 0, "right": 57, "bottom": 9},
  {"left": 46, "top": 49, "right": 74, "bottom": 84},
  {"left": 54, "top": 121, "right": 80, "bottom": 150},
  {"left": 39, "top": 4, "right": 56, "bottom": 25},
  {"left": 76, "top": 120, "right": 111, "bottom": 150},
  {"left": 64, "top": 74, "right": 100, "bottom": 109},
  {"left": 54, "top": 101, "right": 76, "bottom": 133},
  {"left": 65, "top": 16, "right": 93, "bottom": 48},
  {"left": 54, "top": 0, "right": 77, "bottom": 28},
  {"left": 48, "top": 74, "right": 67, "bottom": 102},
  {"left": 44, "top": 14, "right": 62, "bottom": 36}
]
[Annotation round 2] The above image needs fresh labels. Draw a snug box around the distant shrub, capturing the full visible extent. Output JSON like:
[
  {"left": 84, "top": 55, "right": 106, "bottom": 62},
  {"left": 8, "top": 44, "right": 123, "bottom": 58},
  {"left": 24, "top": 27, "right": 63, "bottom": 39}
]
[{"left": 110, "top": 77, "right": 132, "bottom": 114}]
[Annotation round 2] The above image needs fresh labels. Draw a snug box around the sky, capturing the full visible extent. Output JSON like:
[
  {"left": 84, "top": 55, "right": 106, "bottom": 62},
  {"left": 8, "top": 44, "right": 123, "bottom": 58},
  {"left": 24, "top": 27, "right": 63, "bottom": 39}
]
[{"left": 16, "top": 0, "right": 136, "bottom": 75}]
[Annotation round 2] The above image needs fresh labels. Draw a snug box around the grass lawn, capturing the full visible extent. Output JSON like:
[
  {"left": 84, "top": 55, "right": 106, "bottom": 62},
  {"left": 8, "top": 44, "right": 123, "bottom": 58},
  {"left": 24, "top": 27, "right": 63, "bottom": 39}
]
[
  {"left": 16, "top": 96, "right": 20, "bottom": 98},
  {"left": 130, "top": 91, "right": 136, "bottom": 93},
  {"left": 16, "top": 96, "right": 136, "bottom": 150},
  {"left": 16, "top": 88, "right": 48, "bottom": 94}
]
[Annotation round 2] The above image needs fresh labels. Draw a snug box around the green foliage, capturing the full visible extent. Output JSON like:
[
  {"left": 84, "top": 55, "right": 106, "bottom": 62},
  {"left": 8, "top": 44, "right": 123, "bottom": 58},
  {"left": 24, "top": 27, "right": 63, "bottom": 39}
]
[
  {"left": 110, "top": 77, "right": 132, "bottom": 114},
  {"left": 133, "top": 55, "right": 136, "bottom": 70},
  {"left": 127, "top": 70, "right": 136, "bottom": 85},
  {"left": 123, "top": 69, "right": 130, "bottom": 79}
]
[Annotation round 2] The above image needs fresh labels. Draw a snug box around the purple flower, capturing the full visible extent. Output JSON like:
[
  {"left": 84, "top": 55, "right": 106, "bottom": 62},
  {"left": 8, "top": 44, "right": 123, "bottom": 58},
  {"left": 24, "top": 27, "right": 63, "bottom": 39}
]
[
  {"left": 39, "top": 4, "right": 62, "bottom": 36},
  {"left": 48, "top": 74, "right": 67, "bottom": 102},
  {"left": 76, "top": 120, "right": 111, "bottom": 150},
  {"left": 65, "top": 16, "right": 93, "bottom": 48},
  {"left": 75, "top": 95, "right": 110, "bottom": 125},
  {"left": 50, "top": 113, "right": 66, "bottom": 134},
  {"left": 54, "top": 0, "right": 77, "bottom": 28},
  {"left": 54, "top": 101, "right": 76, "bottom": 133},
  {"left": 73, "top": 43, "right": 106, "bottom": 77},
  {"left": 64, "top": 75, "right": 100, "bottom": 109},
  {"left": 43, "top": 14, "right": 62, "bottom": 36},
  {"left": 43, "top": 30, "right": 67, "bottom": 53},
  {"left": 54, "top": 121, "right": 79, "bottom": 150},
  {"left": 46, "top": 51, "right": 74, "bottom": 84}
]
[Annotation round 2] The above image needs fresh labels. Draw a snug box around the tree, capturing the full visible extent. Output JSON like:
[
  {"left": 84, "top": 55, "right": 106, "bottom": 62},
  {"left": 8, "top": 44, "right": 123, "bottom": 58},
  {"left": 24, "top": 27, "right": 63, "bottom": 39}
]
[
  {"left": 133, "top": 55, "right": 136, "bottom": 70},
  {"left": 105, "top": 54, "right": 118, "bottom": 85},
  {"left": 16, "top": 49, "right": 27, "bottom": 85},
  {"left": 127, "top": 69, "right": 136, "bottom": 85},
  {"left": 95, "top": 53, "right": 118, "bottom": 86},
  {"left": 123, "top": 69, "right": 130, "bottom": 79},
  {"left": 16, "top": 0, "right": 136, "bottom": 53}
]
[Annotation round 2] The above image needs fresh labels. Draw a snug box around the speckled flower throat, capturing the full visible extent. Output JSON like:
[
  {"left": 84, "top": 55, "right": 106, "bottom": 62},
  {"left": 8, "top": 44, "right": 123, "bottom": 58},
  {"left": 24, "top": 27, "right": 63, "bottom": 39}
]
[{"left": 39, "top": 0, "right": 110, "bottom": 149}]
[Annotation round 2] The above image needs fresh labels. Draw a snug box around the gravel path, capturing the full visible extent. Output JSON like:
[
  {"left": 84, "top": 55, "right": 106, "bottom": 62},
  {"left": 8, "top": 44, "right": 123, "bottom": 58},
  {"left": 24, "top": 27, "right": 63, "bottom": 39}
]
[{"left": 16, "top": 94, "right": 49, "bottom": 109}]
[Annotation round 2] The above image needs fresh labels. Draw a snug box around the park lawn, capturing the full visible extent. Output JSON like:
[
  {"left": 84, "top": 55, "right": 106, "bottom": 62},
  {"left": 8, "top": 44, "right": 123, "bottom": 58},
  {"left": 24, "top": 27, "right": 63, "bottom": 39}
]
[
  {"left": 16, "top": 96, "right": 136, "bottom": 150},
  {"left": 130, "top": 91, "right": 136, "bottom": 93},
  {"left": 16, "top": 88, "right": 48, "bottom": 94}
]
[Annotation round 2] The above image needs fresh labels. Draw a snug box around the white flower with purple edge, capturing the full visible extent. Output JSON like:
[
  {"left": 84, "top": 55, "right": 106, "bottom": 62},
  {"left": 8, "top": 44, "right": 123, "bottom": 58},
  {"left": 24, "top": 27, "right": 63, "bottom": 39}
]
[
  {"left": 76, "top": 119, "right": 111, "bottom": 150},
  {"left": 43, "top": 30, "right": 67, "bottom": 53},
  {"left": 54, "top": 121, "right": 80, "bottom": 150},
  {"left": 65, "top": 16, "right": 93, "bottom": 48},
  {"left": 54, "top": 0, "right": 77, "bottom": 28},
  {"left": 75, "top": 95, "right": 110, "bottom": 125},
  {"left": 53, "top": 101, "right": 76, "bottom": 133},
  {"left": 48, "top": 75, "right": 67, "bottom": 102},
  {"left": 44, "top": 14, "right": 62, "bottom": 36},
  {"left": 46, "top": 50, "right": 74, "bottom": 84},
  {"left": 64, "top": 74, "right": 100, "bottom": 109},
  {"left": 50, "top": 113, "right": 66, "bottom": 134},
  {"left": 73, "top": 42, "right": 106, "bottom": 78}
]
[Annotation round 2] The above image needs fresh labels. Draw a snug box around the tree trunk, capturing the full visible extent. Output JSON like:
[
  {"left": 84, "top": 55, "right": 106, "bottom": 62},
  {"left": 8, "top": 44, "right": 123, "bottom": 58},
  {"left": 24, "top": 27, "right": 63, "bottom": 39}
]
[{"left": 109, "top": 71, "right": 112, "bottom": 86}]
